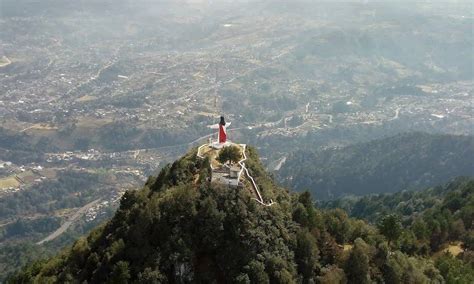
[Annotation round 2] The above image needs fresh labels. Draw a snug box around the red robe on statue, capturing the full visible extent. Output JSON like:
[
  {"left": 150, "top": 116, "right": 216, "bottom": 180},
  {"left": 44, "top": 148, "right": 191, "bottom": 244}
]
[
  {"left": 219, "top": 124, "right": 227, "bottom": 143},
  {"left": 208, "top": 116, "right": 231, "bottom": 145}
]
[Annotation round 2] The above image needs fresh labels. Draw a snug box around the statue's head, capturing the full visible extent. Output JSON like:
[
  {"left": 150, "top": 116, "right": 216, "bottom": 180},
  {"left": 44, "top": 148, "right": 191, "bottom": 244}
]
[{"left": 220, "top": 116, "right": 225, "bottom": 125}]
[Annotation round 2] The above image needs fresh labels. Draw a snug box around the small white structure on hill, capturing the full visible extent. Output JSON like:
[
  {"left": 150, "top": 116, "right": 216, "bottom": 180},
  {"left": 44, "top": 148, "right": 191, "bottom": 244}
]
[
  {"left": 197, "top": 116, "right": 274, "bottom": 206},
  {"left": 210, "top": 165, "right": 242, "bottom": 188}
]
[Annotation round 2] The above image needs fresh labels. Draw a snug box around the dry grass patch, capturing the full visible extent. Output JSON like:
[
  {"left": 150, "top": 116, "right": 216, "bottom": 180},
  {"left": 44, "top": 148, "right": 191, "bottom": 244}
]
[
  {"left": 31, "top": 124, "right": 58, "bottom": 130},
  {"left": 0, "top": 176, "right": 20, "bottom": 189},
  {"left": 77, "top": 95, "right": 98, "bottom": 102},
  {"left": 444, "top": 242, "right": 464, "bottom": 257},
  {"left": 0, "top": 56, "right": 11, "bottom": 67},
  {"left": 76, "top": 117, "right": 113, "bottom": 128},
  {"left": 434, "top": 242, "right": 464, "bottom": 258},
  {"left": 343, "top": 244, "right": 353, "bottom": 251}
]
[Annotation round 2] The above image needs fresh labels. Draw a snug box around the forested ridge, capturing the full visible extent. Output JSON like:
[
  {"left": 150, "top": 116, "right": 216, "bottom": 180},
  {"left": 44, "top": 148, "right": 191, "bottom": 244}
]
[
  {"left": 322, "top": 177, "right": 474, "bottom": 253},
  {"left": 278, "top": 132, "right": 474, "bottom": 199},
  {"left": 9, "top": 147, "right": 473, "bottom": 283}
]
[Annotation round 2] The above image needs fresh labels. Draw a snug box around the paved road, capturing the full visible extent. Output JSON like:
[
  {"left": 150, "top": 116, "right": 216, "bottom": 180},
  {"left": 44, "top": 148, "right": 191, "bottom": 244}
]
[
  {"left": 390, "top": 107, "right": 401, "bottom": 120},
  {"left": 273, "top": 156, "right": 287, "bottom": 171},
  {"left": 36, "top": 198, "right": 101, "bottom": 245}
]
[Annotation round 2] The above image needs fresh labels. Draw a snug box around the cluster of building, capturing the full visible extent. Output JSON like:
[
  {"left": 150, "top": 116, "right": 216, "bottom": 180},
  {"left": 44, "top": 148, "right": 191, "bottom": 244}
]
[{"left": 0, "top": 160, "right": 50, "bottom": 195}]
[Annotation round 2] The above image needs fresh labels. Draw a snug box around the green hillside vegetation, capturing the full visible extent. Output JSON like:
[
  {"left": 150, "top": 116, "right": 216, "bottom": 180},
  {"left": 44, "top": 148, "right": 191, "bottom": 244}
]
[
  {"left": 278, "top": 132, "right": 474, "bottom": 199},
  {"left": 0, "top": 171, "right": 106, "bottom": 244},
  {"left": 9, "top": 147, "right": 473, "bottom": 283},
  {"left": 0, "top": 170, "right": 118, "bottom": 282},
  {"left": 322, "top": 178, "right": 474, "bottom": 254}
]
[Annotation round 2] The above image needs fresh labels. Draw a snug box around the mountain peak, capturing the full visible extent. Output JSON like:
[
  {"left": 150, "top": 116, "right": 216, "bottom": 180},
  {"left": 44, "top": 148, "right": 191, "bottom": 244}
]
[
  {"left": 14, "top": 145, "right": 299, "bottom": 282},
  {"left": 148, "top": 144, "right": 279, "bottom": 204},
  {"left": 10, "top": 145, "right": 472, "bottom": 283}
]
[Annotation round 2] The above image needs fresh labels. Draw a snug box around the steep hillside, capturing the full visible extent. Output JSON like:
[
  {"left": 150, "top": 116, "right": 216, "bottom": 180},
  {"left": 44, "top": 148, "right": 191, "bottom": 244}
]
[
  {"left": 321, "top": 177, "right": 474, "bottom": 222},
  {"left": 9, "top": 147, "right": 472, "bottom": 283},
  {"left": 322, "top": 177, "right": 474, "bottom": 254},
  {"left": 278, "top": 132, "right": 474, "bottom": 199}
]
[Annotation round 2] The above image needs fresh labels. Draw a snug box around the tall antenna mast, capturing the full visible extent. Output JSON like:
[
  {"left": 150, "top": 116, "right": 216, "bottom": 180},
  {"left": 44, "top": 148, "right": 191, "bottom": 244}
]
[{"left": 214, "top": 61, "right": 219, "bottom": 114}]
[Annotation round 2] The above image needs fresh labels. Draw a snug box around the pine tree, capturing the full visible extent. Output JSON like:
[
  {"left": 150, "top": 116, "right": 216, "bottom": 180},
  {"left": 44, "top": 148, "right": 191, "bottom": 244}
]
[
  {"left": 378, "top": 214, "right": 402, "bottom": 247},
  {"left": 345, "top": 239, "right": 370, "bottom": 284},
  {"left": 217, "top": 146, "right": 241, "bottom": 164}
]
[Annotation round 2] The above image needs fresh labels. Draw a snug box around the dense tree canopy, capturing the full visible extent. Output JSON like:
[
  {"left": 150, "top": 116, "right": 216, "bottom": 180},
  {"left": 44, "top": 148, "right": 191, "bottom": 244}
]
[
  {"left": 378, "top": 214, "right": 402, "bottom": 247},
  {"left": 217, "top": 145, "right": 242, "bottom": 165},
  {"left": 9, "top": 148, "right": 473, "bottom": 283}
]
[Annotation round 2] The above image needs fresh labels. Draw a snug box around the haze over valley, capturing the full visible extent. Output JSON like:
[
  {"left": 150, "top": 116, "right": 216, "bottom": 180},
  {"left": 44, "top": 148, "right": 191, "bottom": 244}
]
[{"left": 0, "top": 0, "right": 473, "bottom": 282}]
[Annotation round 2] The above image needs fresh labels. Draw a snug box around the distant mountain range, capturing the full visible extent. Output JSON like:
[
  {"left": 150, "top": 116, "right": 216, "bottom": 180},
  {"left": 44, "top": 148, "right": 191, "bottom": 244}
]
[{"left": 277, "top": 132, "right": 474, "bottom": 199}]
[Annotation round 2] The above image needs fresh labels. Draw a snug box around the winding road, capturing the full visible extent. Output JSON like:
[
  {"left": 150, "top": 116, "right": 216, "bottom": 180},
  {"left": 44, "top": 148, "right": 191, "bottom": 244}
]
[
  {"left": 390, "top": 107, "right": 401, "bottom": 120},
  {"left": 273, "top": 156, "right": 287, "bottom": 171},
  {"left": 36, "top": 198, "right": 101, "bottom": 245}
]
